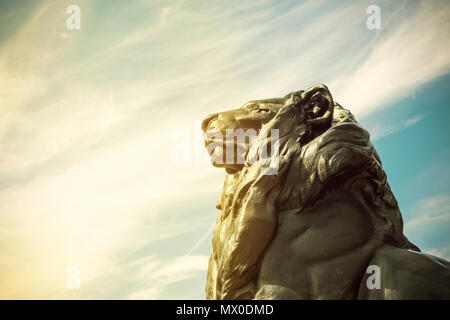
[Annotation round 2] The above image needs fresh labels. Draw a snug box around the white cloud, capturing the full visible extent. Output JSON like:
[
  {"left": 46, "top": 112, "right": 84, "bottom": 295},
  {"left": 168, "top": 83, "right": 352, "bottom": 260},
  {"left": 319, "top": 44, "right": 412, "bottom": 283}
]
[
  {"left": 369, "top": 115, "right": 425, "bottom": 140},
  {"left": 405, "top": 193, "right": 450, "bottom": 260},
  {"left": 127, "top": 255, "right": 209, "bottom": 299},
  {"left": 426, "top": 245, "right": 450, "bottom": 261},
  {"left": 330, "top": 1, "right": 450, "bottom": 118}
]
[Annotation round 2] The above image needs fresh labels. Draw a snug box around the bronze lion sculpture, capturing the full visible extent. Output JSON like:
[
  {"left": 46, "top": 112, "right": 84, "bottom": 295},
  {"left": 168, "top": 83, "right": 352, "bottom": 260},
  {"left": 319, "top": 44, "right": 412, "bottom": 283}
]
[{"left": 201, "top": 84, "right": 449, "bottom": 300}]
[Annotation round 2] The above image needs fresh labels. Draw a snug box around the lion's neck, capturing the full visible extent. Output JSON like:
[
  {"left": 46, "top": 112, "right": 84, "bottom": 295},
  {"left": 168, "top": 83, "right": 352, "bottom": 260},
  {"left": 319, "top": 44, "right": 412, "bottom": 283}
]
[{"left": 208, "top": 166, "right": 283, "bottom": 299}]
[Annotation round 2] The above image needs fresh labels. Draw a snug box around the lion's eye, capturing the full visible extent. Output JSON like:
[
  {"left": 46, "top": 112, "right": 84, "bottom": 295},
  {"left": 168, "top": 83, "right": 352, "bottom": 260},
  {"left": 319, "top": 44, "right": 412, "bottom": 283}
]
[{"left": 244, "top": 103, "right": 270, "bottom": 113}]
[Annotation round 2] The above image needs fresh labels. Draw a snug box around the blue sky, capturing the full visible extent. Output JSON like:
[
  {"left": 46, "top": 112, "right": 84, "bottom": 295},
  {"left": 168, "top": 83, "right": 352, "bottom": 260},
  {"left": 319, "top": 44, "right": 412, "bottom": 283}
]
[{"left": 0, "top": 0, "right": 448, "bottom": 299}]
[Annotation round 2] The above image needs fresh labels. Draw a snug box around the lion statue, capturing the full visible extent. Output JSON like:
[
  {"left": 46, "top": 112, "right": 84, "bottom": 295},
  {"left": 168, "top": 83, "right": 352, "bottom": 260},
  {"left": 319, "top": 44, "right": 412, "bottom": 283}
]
[{"left": 201, "top": 84, "right": 450, "bottom": 300}]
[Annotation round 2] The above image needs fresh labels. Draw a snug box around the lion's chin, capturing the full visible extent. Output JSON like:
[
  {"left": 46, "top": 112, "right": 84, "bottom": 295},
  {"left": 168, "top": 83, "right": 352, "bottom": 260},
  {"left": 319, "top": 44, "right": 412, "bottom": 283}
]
[
  {"left": 208, "top": 145, "right": 245, "bottom": 173},
  {"left": 210, "top": 159, "right": 243, "bottom": 173}
]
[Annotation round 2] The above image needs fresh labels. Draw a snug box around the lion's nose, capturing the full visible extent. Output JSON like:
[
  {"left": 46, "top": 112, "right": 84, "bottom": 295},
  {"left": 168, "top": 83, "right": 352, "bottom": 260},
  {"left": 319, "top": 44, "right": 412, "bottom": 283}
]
[{"left": 202, "top": 113, "right": 218, "bottom": 131}]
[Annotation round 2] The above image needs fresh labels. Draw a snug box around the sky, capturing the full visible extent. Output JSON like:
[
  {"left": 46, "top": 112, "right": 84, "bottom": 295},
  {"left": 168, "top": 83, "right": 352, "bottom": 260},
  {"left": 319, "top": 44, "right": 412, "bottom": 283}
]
[{"left": 0, "top": 0, "right": 449, "bottom": 299}]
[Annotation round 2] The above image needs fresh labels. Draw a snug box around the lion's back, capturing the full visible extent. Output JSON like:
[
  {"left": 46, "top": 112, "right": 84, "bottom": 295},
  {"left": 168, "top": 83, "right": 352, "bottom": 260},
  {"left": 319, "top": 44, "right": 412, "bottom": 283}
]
[{"left": 357, "top": 244, "right": 450, "bottom": 299}]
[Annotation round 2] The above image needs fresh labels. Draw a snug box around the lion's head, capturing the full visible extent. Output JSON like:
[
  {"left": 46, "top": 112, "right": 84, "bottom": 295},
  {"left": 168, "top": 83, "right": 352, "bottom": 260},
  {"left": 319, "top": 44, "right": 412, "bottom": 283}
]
[{"left": 202, "top": 84, "right": 418, "bottom": 300}]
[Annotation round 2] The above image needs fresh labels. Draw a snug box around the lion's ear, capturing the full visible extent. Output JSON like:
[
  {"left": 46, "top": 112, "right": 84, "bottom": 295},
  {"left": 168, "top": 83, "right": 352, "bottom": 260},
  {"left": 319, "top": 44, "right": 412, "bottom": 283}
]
[
  {"left": 301, "top": 84, "right": 334, "bottom": 132},
  {"left": 301, "top": 83, "right": 331, "bottom": 97},
  {"left": 301, "top": 84, "right": 333, "bottom": 114}
]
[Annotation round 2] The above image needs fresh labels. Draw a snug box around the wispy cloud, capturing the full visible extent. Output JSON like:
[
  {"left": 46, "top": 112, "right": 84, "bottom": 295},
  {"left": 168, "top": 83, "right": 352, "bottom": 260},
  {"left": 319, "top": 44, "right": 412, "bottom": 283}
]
[
  {"left": 426, "top": 245, "right": 450, "bottom": 261},
  {"left": 330, "top": 1, "right": 450, "bottom": 117},
  {"left": 369, "top": 114, "right": 425, "bottom": 140},
  {"left": 405, "top": 193, "right": 450, "bottom": 259},
  {"left": 126, "top": 255, "right": 209, "bottom": 299}
]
